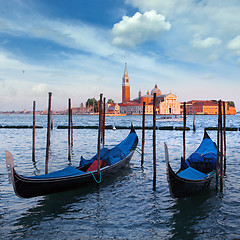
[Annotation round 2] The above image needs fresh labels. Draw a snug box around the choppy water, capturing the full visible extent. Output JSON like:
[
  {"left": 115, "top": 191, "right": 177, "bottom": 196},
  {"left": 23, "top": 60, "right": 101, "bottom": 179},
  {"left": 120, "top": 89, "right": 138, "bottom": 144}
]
[{"left": 0, "top": 114, "right": 240, "bottom": 239}]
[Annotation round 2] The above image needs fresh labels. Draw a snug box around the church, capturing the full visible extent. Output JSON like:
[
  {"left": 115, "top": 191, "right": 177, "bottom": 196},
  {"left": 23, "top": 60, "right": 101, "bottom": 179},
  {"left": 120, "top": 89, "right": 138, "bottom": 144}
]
[{"left": 118, "top": 63, "right": 181, "bottom": 115}]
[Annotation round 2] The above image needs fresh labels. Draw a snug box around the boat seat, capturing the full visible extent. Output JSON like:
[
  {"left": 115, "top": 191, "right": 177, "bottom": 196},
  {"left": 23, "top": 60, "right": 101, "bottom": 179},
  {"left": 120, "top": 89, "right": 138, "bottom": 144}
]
[
  {"left": 177, "top": 167, "right": 208, "bottom": 180},
  {"left": 26, "top": 166, "right": 86, "bottom": 179}
]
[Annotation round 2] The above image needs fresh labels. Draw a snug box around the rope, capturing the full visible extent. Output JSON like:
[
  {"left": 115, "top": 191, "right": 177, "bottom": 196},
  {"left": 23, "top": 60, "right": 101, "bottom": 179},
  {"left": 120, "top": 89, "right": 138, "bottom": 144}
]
[
  {"left": 208, "top": 171, "right": 215, "bottom": 177},
  {"left": 137, "top": 146, "right": 142, "bottom": 152},
  {"left": 135, "top": 149, "right": 142, "bottom": 155},
  {"left": 135, "top": 147, "right": 142, "bottom": 155},
  {"left": 90, "top": 170, "right": 102, "bottom": 184}
]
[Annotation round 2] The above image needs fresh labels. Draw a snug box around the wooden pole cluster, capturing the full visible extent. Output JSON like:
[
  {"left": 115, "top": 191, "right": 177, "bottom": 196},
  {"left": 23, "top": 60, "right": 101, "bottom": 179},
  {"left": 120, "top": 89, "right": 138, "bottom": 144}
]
[
  {"left": 32, "top": 101, "right": 36, "bottom": 162},
  {"left": 45, "top": 92, "right": 52, "bottom": 174},
  {"left": 97, "top": 93, "right": 103, "bottom": 180},
  {"left": 153, "top": 93, "right": 157, "bottom": 191},
  {"left": 141, "top": 102, "right": 146, "bottom": 166}
]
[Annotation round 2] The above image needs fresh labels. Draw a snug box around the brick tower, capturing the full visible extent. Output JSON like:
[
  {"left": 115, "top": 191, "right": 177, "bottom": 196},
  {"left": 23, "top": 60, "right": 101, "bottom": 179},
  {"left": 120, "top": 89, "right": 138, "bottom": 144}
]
[{"left": 122, "top": 63, "right": 130, "bottom": 103}]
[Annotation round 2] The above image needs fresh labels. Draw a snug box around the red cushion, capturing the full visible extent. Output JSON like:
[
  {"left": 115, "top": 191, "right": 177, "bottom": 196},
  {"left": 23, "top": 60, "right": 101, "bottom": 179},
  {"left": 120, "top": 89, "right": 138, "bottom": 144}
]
[{"left": 86, "top": 160, "right": 102, "bottom": 172}]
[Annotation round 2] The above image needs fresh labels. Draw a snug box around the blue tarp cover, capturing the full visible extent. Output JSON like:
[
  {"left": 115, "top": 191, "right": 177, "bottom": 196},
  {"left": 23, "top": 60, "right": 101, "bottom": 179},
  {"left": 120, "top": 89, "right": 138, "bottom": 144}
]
[
  {"left": 185, "top": 137, "right": 217, "bottom": 166},
  {"left": 26, "top": 166, "right": 85, "bottom": 179},
  {"left": 177, "top": 167, "right": 208, "bottom": 180},
  {"left": 80, "top": 132, "right": 137, "bottom": 167},
  {"left": 80, "top": 148, "right": 109, "bottom": 167}
]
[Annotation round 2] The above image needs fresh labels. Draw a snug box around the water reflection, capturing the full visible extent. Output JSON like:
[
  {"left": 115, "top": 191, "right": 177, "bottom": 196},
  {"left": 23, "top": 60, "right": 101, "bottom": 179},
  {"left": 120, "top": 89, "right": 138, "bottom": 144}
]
[
  {"left": 13, "top": 169, "right": 132, "bottom": 236},
  {"left": 168, "top": 191, "right": 218, "bottom": 240},
  {"left": 14, "top": 186, "right": 97, "bottom": 227}
]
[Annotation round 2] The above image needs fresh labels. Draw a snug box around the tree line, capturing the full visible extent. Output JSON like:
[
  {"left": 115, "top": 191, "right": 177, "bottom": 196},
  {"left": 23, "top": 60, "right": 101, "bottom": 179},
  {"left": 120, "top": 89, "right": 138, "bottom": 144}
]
[{"left": 86, "top": 98, "right": 114, "bottom": 112}]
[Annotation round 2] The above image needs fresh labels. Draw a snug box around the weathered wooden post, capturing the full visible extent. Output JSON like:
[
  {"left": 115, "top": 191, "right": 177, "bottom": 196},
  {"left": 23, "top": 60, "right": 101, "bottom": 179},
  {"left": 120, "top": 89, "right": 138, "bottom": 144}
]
[
  {"left": 216, "top": 100, "right": 221, "bottom": 188},
  {"left": 220, "top": 101, "right": 224, "bottom": 192},
  {"left": 183, "top": 102, "right": 186, "bottom": 161},
  {"left": 50, "top": 111, "right": 53, "bottom": 130},
  {"left": 102, "top": 97, "right": 106, "bottom": 148},
  {"left": 71, "top": 107, "right": 73, "bottom": 147},
  {"left": 141, "top": 101, "right": 146, "bottom": 166},
  {"left": 223, "top": 101, "right": 226, "bottom": 175},
  {"left": 68, "top": 98, "right": 71, "bottom": 162},
  {"left": 97, "top": 94, "right": 103, "bottom": 180},
  {"left": 45, "top": 92, "right": 52, "bottom": 174},
  {"left": 193, "top": 111, "right": 196, "bottom": 132},
  {"left": 153, "top": 93, "right": 157, "bottom": 191},
  {"left": 32, "top": 101, "right": 36, "bottom": 162}
]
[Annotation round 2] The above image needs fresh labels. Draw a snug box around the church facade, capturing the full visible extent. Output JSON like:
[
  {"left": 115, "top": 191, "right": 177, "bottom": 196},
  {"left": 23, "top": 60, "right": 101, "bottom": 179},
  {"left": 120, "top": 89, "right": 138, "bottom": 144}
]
[{"left": 118, "top": 64, "right": 181, "bottom": 115}]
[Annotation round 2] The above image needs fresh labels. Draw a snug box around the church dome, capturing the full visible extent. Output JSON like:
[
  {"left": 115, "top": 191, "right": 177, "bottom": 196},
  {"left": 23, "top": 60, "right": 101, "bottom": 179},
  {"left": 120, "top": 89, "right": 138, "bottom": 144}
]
[{"left": 151, "top": 84, "right": 161, "bottom": 96}]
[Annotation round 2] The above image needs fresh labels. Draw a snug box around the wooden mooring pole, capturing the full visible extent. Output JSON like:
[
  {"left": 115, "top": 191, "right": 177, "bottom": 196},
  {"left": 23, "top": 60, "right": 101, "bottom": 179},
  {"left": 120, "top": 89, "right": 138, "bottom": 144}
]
[
  {"left": 223, "top": 101, "right": 226, "bottom": 175},
  {"left": 153, "top": 93, "right": 157, "bottom": 191},
  {"left": 97, "top": 94, "right": 103, "bottom": 180},
  {"left": 141, "top": 102, "right": 146, "bottom": 166},
  {"left": 45, "top": 92, "right": 52, "bottom": 174},
  {"left": 216, "top": 101, "right": 220, "bottom": 188},
  {"left": 183, "top": 102, "right": 186, "bottom": 161},
  {"left": 102, "top": 97, "right": 106, "bottom": 148},
  {"left": 193, "top": 111, "right": 196, "bottom": 132},
  {"left": 68, "top": 98, "right": 71, "bottom": 162},
  {"left": 220, "top": 101, "right": 224, "bottom": 192},
  {"left": 32, "top": 101, "right": 36, "bottom": 162},
  {"left": 50, "top": 111, "right": 53, "bottom": 130},
  {"left": 71, "top": 107, "right": 73, "bottom": 147}
]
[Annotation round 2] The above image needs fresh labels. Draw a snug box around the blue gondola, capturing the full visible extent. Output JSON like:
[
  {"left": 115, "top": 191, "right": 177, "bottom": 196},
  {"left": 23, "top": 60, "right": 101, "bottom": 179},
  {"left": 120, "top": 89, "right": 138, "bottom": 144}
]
[
  {"left": 165, "top": 131, "right": 218, "bottom": 198},
  {"left": 5, "top": 126, "right": 138, "bottom": 198}
]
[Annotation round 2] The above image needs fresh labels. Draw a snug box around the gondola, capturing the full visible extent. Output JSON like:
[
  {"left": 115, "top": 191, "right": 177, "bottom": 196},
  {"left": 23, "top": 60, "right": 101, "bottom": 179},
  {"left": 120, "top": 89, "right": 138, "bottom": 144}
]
[
  {"left": 164, "top": 131, "right": 217, "bottom": 198},
  {"left": 5, "top": 126, "right": 138, "bottom": 198}
]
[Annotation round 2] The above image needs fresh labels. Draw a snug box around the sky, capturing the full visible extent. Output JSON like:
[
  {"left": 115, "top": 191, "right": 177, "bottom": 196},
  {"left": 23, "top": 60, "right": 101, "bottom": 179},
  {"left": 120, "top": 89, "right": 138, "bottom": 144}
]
[{"left": 0, "top": 0, "right": 240, "bottom": 111}]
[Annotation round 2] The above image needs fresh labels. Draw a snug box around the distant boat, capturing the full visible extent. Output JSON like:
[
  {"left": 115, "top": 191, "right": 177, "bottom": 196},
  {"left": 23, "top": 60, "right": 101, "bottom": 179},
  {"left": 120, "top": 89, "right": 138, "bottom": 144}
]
[
  {"left": 156, "top": 115, "right": 184, "bottom": 122},
  {"left": 5, "top": 126, "right": 138, "bottom": 198},
  {"left": 164, "top": 131, "right": 217, "bottom": 198}
]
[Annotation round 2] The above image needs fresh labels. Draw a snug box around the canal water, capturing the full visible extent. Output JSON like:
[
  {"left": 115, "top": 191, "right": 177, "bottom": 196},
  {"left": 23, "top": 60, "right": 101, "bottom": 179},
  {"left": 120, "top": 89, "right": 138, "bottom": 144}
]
[{"left": 0, "top": 114, "right": 240, "bottom": 239}]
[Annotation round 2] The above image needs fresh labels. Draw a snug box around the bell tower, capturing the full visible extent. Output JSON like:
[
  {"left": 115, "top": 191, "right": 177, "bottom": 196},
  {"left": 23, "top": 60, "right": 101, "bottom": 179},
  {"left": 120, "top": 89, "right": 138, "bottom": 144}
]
[{"left": 122, "top": 63, "right": 130, "bottom": 103}]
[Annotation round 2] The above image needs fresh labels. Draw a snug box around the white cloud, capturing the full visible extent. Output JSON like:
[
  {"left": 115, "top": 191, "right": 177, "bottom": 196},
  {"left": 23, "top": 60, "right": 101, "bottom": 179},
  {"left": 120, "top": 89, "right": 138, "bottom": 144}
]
[
  {"left": 31, "top": 83, "right": 48, "bottom": 94},
  {"left": 125, "top": 0, "right": 193, "bottom": 17},
  {"left": 227, "top": 35, "right": 240, "bottom": 50},
  {"left": 125, "top": 0, "right": 240, "bottom": 65},
  {"left": 112, "top": 10, "right": 171, "bottom": 48},
  {"left": 0, "top": 13, "right": 115, "bottom": 58},
  {"left": 191, "top": 37, "right": 221, "bottom": 49}
]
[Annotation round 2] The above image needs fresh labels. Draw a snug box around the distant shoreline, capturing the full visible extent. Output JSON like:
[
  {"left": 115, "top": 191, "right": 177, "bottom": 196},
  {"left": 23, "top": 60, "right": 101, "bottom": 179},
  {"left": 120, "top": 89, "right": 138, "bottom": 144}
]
[{"left": 0, "top": 112, "right": 238, "bottom": 116}]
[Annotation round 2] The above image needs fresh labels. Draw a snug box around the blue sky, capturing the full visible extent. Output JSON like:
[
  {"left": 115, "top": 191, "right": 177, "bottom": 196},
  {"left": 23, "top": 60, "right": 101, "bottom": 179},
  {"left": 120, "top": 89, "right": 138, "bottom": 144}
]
[{"left": 0, "top": 0, "right": 240, "bottom": 111}]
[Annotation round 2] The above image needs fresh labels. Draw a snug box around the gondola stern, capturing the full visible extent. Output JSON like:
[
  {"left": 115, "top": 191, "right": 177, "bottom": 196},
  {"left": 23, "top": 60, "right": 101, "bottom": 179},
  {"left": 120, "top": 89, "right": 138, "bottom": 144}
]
[
  {"left": 5, "top": 150, "right": 14, "bottom": 169},
  {"left": 5, "top": 150, "right": 19, "bottom": 195},
  {"left": 130, "top": 122, "right": 136, "bottom": 133},
  {"left": 203, "top": 129, "right": 211, "bottom": 139},
  {"left": 164, "top": 143, "right": 176, "bottom": 198},
  {"left": 5, "top": 150, "right": 15, "bottom": 183}
]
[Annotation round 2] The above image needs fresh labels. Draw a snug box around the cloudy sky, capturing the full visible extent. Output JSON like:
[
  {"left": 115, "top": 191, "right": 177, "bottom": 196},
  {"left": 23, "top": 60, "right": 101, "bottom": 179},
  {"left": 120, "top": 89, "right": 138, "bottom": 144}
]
[{"left": 0, "top": 0, "right": 240, "bottom": 111}]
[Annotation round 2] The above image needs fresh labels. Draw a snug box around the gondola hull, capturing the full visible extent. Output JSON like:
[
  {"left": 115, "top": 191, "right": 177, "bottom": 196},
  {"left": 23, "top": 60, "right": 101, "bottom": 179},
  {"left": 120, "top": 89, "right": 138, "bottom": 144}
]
[
  {"left": 166, "top": 161, "right": 214, "bottom": 198},
  {"left": 12, "top": 151, "right": 134, "bottom": 198},
  {"left": 6, "top": 126, "right": 138, "bottom": 198}
]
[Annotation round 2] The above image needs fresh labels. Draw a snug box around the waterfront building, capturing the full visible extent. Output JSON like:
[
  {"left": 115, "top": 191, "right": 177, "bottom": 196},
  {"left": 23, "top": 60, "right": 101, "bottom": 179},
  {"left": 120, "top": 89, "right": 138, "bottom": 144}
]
[
  {"left": 183, "top": 100, "right": 236, "bottom": 115},
  {"left": 160, "top": 93, "right": 181, "bottom": 114},
  {"left": 72, "top": 104, "right": 93, "bottom": 114},
  {"left": 107, "top": 102, "right": 120, "bottom": 114}
]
